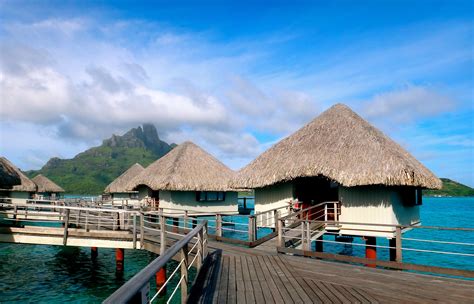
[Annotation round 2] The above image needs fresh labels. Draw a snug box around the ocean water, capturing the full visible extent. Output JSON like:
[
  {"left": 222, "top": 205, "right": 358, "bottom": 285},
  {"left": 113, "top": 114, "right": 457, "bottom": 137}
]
[
  {"left": 319, "top": 197, "right": 474, "bottom": 272},
  {"left": 0, "top": 197, "right": 472, "bottom": 302}
]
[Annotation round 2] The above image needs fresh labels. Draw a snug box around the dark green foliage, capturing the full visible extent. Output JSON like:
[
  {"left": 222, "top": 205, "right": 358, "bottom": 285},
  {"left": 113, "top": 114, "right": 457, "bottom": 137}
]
[
  {"left": 424, "top": 178, "right": 474, "bottom": 197},
  {"left": 26, "top": 124, "right": 175, "bottom": 195}
]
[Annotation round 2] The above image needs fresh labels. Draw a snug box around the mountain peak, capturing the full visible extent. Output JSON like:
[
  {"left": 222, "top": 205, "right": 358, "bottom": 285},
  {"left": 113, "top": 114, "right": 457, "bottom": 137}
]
[{"left": 27, "top": 124, "right": 176, "bottom": 194}]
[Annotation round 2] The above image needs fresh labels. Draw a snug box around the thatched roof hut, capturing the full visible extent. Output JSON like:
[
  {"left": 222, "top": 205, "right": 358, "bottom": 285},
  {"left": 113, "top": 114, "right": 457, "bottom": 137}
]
[
  {"left": 128, "top": 141, "right": 235, "bottom": 191},
  {"left": 32, "top": 174, "right": 65, "bottom": 193},
  {"left": 104, "top": 163, "right": 144, "bottom": 194},
  {"left": 0, "top": 157, "right": 37, "bottom": 192},
  {"left": 0, "top": 157, "right": 21, "bottom": 189},
  {"left": 234, "top": 104, "right": 441, "bottom": 190}
]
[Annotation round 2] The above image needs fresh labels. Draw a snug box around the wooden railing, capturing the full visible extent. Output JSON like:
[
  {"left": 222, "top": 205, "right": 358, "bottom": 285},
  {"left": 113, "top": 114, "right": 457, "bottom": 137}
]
[
  {"left": 277, "top": 216, "right": 474, "bottom": 278},
  {"left": 103, "top": 221, "right": 208, "bottom": 304},
  {"left": 153, "top": 204, "right": 294, "bottom": 247}
]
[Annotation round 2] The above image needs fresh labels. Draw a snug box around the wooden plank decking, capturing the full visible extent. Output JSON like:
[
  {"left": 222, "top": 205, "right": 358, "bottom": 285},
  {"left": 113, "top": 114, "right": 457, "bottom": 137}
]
[{"left": 189, "top": 252, "right": 474, "bottom": 304}]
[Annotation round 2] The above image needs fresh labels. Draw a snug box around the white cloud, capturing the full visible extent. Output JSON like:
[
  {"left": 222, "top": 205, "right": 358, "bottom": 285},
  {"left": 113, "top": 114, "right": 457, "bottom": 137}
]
[{"left": 363, "top": 85, "right": 455, "bottom": 124}]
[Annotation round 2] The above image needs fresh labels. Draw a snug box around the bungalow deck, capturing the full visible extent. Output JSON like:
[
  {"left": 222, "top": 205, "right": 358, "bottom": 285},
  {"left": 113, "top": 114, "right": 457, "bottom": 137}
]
[{"left": 190, "top": 252, "right": 474, "bottom": 304}]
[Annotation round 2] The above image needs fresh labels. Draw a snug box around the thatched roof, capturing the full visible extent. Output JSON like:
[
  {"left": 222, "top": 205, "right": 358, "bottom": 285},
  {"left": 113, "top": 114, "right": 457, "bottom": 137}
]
[
  {"left": 0, "top": 157, "right": 21, "bottom": 189},
  {"left": 0, "top": 157, "right": 37, "bottom": 192},
  {"left": 127, "top": 141, "right": 235, "bottom": 191},
  {"left": 32, "top": 174, "right": 65, "bottom": 193},
  {"left": 233, "top": 104, "right": 442, "bottom": 190},
  {"left": 104, "top": 163, "right": 144, "bottom": 193}
]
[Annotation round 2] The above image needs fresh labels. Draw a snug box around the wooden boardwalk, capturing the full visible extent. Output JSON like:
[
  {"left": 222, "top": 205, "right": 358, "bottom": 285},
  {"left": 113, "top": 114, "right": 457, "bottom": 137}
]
[{"left": 189, "top": 252, "right": 474, "bottom": 304}]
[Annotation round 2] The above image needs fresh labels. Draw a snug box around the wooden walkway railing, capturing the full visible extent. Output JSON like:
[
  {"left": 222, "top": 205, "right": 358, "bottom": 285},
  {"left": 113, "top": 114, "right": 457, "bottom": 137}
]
[
  {"left": 103, "top": 221, "right": 208, "bottom": 304},
  {"left": 277, "top": 215, "right": 474, "bottom": 278}
]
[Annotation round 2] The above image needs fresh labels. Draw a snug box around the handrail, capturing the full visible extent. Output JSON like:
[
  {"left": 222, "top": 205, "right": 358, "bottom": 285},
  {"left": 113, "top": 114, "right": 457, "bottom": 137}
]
[
  {"left": 0, "top": 201, "right": 139, "bottom": 214},
  {"left": 279, "top": 201, "right": 329, "bottom": 221},
  {"left": 103, "top": 221, "right": 207, "bottom": 304},
  {"left": 277, "top": 217, "right": 474, "bottom": 278}
]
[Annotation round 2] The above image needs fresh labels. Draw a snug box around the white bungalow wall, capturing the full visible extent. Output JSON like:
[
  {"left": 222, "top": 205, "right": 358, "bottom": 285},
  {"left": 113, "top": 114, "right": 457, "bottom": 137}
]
[
  {"left": 254, "top": 183, "right": 294, "bottom": 227},
  {"left": 9, "top": 191, "right": 32, "bottom": 204},
  {"left": 338, "top": 186, "right": 420, "bottom": 238},
  {"left": 111, "top": 193, "right": 140, "bottom": 207},
  {"left": 158, "top": 191, "right": 238, "bottom": 215}
]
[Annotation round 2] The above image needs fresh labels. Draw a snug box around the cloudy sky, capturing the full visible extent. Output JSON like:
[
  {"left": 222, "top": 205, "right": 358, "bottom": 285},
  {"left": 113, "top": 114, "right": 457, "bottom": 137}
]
[{"left": 0, "top": 1, "right": 473, "bottom": 186}]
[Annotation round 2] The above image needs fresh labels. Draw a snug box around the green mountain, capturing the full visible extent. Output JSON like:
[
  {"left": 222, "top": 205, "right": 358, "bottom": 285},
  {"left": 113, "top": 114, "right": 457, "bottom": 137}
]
[
  {"left": 424, "top": 178, "right": 474, "bottom": 197},
  {"left": 27, "top": 124, "right": 176, "bottom": 195}
]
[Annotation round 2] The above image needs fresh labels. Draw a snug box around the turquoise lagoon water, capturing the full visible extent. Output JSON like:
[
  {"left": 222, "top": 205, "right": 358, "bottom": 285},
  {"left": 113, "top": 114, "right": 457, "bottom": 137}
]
[{"left": 0, "top": 197, "right": 472, "bottom": 302}]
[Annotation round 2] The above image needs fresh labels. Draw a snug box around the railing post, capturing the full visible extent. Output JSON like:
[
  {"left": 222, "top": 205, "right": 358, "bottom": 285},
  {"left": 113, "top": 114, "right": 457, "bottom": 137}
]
[
  {"left": 396, "top": 226, "right": 403, "bottom": 263},
  {"left": 133, "top": 214, "right": 137, "bottom": 249},
  {"left": 181, "top": 243, "right": 189, "bottom": 304},
  {"left": 184, "top": 210, "right": 188, "bottom": 231},
  {"left": 13, "top": 205, "right": 17, "bottom": 220},
  {"left": 301, "top": 222, "right": 305, "bottom": 250},
  {"left": 140, "top": 213, "right": 144, "bottom": 249},
  {"left": 113, "top": 213, "right": 117, "bottom": 231},
  {"left": 203, "top": 221, "right": 208, "bottom": 258},
  {"left": 248, "top": 216, "right": 256, "bottom": 242},
  {"left": 75, "top": 210, "right": 80, "bottom": 227},
  {"left": 277, "top": 219, "right": 283, "bottom": 247},
  {"left": 160, "top": 210, "right": 167, "bottom": 255},
  {"left": 120, "top": 212, "right": 125, "bottom": 230},
  {"left": 85, "top": 210, "right": 89, "bottom": 231},
  {"left": 306, "top": 221, "right": 311, "bottom": 251},
  {"left": 63, "top": 209, "right": 70, "bottom": 246},
  {"left": 98, "top": 211, "right": 102, "bottom": 230},
  {"left": 273, "top": 209, "right": 279, "bottom": 229},
  {"left": 216, "top": 214, "right": 222, "bottom": 238},
  {"left": 197, "top": 227, "right": 204, "bottom": 271},
  {"left": 324, "top": 204, "right": 328, "bottom": 222}
]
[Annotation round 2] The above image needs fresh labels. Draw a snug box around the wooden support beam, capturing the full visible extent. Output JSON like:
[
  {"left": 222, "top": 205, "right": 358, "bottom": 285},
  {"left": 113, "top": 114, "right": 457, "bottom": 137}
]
[
  {"left": 181, "top": 243, "right": 189, "bottom": 304},
  {"left": 63, "top": 209, "right": 70, "bottom": 245}
]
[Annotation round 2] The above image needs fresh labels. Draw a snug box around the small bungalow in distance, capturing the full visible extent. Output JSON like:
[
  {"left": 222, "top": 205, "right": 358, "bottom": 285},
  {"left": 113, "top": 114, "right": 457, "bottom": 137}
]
[
  {"left": 0, "top": 157, "right": 21, "bottom": 189},
  {"left": 0, "top": 157, "right": 37, "bottom": 204},
  {"left": 127, "top": 141, "right": 238, "bottom": 215},
  {"left": 103, "top": 163, "right": 144, "bottom": 202},
  {"left": 233, "top": 104, "right": 441, "bottom": 250},
  {"left": 31, "top": 174, "right": 65, "bottom": 200}
]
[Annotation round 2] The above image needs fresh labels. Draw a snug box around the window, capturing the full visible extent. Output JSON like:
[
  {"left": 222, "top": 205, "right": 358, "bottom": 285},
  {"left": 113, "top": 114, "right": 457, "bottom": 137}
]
[
  {"left": 399, "top": 188, "right": 422, "bottom": 206},
  {"left": 196, "top": 191, "right": 226, "bottom": 202}
]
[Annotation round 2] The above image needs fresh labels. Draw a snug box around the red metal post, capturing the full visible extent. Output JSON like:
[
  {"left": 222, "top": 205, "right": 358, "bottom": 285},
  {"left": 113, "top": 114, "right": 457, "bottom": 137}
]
[
  {"left": 116, "top": 248, "right": 125, "bottom": 272},
  {"left": 365, "top": 237, "right": 377, "bottom": 268},
  {"left": 156, "top": 265, "right": 167, "bottom": 295}
]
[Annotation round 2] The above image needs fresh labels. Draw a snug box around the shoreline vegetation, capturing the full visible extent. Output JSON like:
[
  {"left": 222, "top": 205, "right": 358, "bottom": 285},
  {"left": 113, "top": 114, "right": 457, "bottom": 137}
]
[{"left": 423, "top": 178, "right": 474, "bottom": 197}]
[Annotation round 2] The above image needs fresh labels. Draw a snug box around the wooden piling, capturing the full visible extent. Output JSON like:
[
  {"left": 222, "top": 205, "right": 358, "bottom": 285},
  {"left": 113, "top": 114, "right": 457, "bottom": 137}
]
[{"left": 91, "top": 247, "right": 98, "bottom": 259}]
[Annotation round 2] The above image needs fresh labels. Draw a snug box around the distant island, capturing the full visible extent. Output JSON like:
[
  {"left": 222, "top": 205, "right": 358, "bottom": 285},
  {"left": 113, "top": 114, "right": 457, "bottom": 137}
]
[
  {"left": 423, "top": 178, "right": 474, "bottom": 197},
  {"left": 26, "top": 124, "right": 176, "bottom": 195}
]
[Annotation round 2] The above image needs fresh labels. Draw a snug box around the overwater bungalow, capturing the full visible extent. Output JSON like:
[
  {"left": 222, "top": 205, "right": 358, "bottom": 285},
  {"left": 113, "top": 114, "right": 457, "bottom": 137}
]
[
  {"left": 127, "top": 141, "right": 238, "bottom": 214},
  {"left": 233, "top": 104, "right": 442, "bottom": 239},
  {"left": 0, "top": 157, "right": 21, "bottom": 189},
  {"left": 0, "top": 157, "right": 36, "bottom": 204},
  {"left": 103, "top": 163, "right": 144, "bottom": 202},
  {"left": 31, "top": 174, "right": 65, "bottom": 200}
]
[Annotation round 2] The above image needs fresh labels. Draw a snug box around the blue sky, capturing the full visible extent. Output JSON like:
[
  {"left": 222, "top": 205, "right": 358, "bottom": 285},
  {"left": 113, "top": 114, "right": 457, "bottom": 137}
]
[{"left": 0, "top": 1, "right": 473, "bottom": 186}]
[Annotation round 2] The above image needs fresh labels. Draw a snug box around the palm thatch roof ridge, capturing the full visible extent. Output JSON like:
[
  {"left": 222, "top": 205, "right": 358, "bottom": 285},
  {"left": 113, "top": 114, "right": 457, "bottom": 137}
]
[
  {"left": 32, "top": 174, "right": 65, "bottom": 193},
  {"left": 0, "top": 157, "right": 21, "bottom": 189},
  {"left": 0, "top": 157, "right": 37, "bottom": 192},
  {"left": 233, "top": 103, "right": 442, "bottom": 189},
  {"left": 127, "top": 141, "right": 236, "bottom": 191},
  {"left": 104, "top": 163, "right": 144, "bottom": 193}
]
